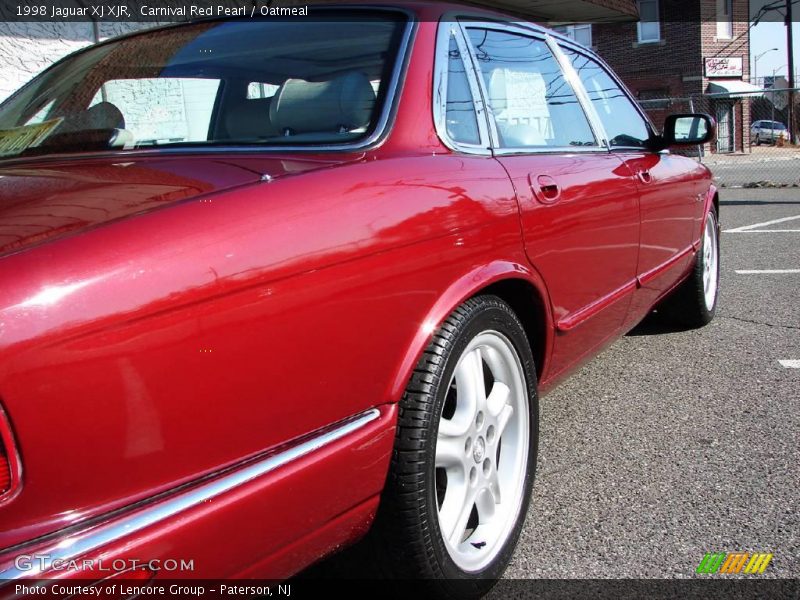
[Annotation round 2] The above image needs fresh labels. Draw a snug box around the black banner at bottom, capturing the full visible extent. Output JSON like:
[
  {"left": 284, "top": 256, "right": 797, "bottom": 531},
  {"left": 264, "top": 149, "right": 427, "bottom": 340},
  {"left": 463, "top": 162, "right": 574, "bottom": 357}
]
[{"left": 1, "top": 579, "right": 798, "bottom": 600}]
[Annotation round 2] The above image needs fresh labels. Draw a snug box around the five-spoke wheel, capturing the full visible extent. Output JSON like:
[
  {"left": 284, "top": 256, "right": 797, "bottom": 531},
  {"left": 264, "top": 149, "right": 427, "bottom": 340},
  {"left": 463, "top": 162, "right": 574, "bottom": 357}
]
[
  {"left": 436, "top": 331, "right": 529, "bottom": 572},
  {"left": 367, "top": 295, "right": 538, "bottom": 597}
]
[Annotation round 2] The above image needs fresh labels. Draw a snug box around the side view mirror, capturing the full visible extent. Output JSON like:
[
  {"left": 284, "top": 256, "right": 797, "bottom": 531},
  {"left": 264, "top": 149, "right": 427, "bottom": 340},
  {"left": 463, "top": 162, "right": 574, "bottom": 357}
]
[{"left": 652, "top": 113, "right": 716, "bottom": 151}]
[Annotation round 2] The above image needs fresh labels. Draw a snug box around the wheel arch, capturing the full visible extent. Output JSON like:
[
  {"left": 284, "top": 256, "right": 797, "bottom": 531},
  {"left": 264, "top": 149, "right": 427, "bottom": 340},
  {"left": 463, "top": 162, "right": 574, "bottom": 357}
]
[
  {"left": 385, "top": 260, "right": 554, "bottom": 403},
  {"left": 477, "top": 278, "right": 549, "bottom": 382},
  {"left": 705, "top": 183, "right": 719, "bottom": 221}
]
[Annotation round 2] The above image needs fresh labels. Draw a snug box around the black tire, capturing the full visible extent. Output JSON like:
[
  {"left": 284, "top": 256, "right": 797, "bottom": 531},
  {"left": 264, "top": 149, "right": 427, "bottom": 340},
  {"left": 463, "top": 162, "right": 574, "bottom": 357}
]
[
  {"left": 365, "top": 295, "right": 539, "bottom": 597},
  {"left": 755, "top": 134, "right": 761, "bottom": 146},
  {"left": 661, "top": 207, "right": 720, "bottom": 328}
]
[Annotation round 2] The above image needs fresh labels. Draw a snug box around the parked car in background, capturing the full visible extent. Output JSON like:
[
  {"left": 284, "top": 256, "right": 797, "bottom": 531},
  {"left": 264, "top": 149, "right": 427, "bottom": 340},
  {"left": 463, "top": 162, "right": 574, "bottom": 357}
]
[
  {"left": 0, "top": 3, "right": 718, "bottom": 596},
  {"left": 751, "top": 120, "right": 789, "bottom": 145}
]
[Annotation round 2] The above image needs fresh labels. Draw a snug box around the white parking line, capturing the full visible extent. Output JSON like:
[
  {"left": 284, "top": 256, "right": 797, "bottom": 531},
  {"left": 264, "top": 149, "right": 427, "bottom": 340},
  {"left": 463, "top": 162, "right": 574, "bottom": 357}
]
[
  {"left": 735, "top": 269, "right": 800, "bottom": 274},
  {"left": 726, "top": 230, "right": 800, "bottom": 234},
  {"left": 724, "top": 215, "right": 800, "bottom": 233},
  {"left": 778, "top": 360, "right": 800, "bottom": 369}
]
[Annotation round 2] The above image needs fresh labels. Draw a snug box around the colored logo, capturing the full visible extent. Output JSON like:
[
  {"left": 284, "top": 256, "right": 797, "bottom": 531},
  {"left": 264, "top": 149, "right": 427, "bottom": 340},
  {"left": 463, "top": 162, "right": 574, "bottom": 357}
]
[{"left": 696, "top": 552, "right": 773, "bottom": 574}]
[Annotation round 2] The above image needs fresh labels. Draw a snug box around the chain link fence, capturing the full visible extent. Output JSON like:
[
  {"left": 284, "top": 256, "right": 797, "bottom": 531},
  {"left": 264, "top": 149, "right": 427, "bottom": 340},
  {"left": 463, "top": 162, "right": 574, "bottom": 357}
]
[{"left": 640, "top": 89, "right": 800, "bottom": 189}]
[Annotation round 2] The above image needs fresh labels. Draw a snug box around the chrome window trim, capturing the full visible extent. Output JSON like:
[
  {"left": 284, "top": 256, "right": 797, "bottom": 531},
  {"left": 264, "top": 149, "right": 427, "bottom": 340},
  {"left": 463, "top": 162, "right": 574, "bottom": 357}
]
[
  {"left": 555, "top": 40, "right": 660, "bottom": 151},
  {"left": 0, "top": 408, "right": 381, "bottom": 580},
  {"left": 457, "top": 20, "right": 501, "bottom": 150},
  {"left": 492, "top": 146, "right": 611, "bottom": 157},
  {"left": 545, "top": 35, "right": 610, "bottom": 149},
  {"left": 0, "top": 8, "right": 415, "bottom": 164},
  {"left": 433, "top": 19, "right": 492, "bottom": 156},
  {"left": 458, "top": 21, "right": 610, "bottom": 155}
]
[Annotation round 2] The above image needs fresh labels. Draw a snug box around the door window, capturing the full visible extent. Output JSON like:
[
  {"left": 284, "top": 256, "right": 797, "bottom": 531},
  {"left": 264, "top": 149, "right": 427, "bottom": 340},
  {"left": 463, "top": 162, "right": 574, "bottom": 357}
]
[
  {"left": 442, "top": 32, "right": 481, "bottom": 146},
  {"left": 466, "top": 28, "right": 596, "bottom": 149},
  {"left": 562, "top": 48, "right": 652, "bottom": 148}
]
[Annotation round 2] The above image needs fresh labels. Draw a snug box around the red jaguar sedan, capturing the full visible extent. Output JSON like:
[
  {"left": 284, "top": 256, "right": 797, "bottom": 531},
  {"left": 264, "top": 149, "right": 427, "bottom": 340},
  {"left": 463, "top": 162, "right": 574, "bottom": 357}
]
[{"left": 0, "top": 2, "right": 718, "bottom": 595}]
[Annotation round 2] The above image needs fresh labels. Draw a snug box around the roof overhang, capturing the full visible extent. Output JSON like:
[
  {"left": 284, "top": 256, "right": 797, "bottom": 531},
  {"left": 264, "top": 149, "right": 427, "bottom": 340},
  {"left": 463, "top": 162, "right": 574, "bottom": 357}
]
[
  {"left": 463, "top": 0, "right": 639, "bottom": 22},
  {"left": 707, "top": 80, "right": 764, "bottom": 98}
]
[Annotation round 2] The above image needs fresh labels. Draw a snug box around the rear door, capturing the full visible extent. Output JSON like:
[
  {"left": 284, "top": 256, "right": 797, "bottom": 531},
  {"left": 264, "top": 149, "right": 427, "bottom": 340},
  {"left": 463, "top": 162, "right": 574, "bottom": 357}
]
[
  {"left": 559, "top": 46, "right": 701, "bottom": 324},
  {"left": 461, "top": 24, "right": 641, "bottom": 378}
]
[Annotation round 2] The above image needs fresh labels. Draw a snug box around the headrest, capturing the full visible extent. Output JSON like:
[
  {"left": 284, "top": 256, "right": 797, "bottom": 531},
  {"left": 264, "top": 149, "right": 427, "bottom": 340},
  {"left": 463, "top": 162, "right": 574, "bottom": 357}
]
[
  {"left": 225, "top": 98, "right": 278, "bottom": 139},
  {"left": 270, "top": 72, "right": 375, "bottom": 135},
  {"left": 61, "top": 101, "right": 126, "bottom": 132},
  {"left": 488, "top": 69, "right": 508, "bottom": 113}
]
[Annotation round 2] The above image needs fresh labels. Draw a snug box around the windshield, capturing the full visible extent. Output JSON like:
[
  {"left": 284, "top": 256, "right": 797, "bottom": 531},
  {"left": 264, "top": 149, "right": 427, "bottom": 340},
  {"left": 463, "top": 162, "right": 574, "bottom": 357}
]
[
  {"left": 0, "top": 10, "right": 407, "bottom": 159},
  {"left": 763, "top": 121, "right": 786, "bottom": 130}
]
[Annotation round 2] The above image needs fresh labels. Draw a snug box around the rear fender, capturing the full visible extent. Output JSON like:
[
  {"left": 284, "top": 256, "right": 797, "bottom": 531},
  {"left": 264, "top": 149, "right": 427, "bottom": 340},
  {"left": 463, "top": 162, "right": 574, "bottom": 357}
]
[{"left": 385, "top": 260, "right": 554, "bottom": 402}]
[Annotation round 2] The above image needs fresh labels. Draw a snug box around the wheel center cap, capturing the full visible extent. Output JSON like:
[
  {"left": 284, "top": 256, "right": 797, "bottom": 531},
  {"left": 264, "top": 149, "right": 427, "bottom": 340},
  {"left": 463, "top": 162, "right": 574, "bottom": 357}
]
[{"left": 473, "top": 437, "right": 485, "bottom": 463}]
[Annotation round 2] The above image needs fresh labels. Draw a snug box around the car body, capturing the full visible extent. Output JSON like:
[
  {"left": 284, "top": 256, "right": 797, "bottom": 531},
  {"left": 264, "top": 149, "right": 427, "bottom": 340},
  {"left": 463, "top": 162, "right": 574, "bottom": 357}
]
[
  {"left": 751, "top": 120, "right": 789, "bottom": 145},
  {"left": 0, "top": 2, "right": 718, "bottom": 589}
]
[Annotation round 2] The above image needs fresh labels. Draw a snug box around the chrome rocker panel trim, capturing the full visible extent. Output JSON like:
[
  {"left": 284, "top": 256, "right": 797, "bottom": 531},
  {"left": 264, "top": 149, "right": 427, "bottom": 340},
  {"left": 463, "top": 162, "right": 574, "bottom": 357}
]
[{"left": 0, "top": 408, "right": 381, "bottom": 580}]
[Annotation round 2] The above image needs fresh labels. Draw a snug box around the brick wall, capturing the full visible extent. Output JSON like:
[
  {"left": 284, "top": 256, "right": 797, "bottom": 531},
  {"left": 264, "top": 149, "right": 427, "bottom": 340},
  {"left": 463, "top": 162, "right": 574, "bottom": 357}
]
[
  {"left": 0, "top": 22, "right": 159, "bottom": 102},
  {"left": 594, "top": 0, "right": 751, "bottom": 152},
  {"left": 594, "top": 2, "right": 704, "bottom": 100}
]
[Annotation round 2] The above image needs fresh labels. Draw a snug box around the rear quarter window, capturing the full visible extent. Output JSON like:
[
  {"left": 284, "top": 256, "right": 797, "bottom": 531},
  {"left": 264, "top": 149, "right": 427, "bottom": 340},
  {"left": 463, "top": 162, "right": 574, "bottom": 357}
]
[{"left": 90, "top": 78, "right": 221, "bottom": 145}]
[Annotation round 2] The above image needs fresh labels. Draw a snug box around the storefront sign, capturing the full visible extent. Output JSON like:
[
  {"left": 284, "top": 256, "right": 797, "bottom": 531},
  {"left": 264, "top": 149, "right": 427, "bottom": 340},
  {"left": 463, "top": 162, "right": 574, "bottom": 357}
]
[{"left": 705, "top": 57, "right": 743, "bottom": 78}]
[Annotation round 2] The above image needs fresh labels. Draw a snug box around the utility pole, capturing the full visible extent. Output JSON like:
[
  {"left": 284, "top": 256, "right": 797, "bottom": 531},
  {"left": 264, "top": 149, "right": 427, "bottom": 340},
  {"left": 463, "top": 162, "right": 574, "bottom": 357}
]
[{"left": 788, "top": 0, "right": 796, "bottom": 143}]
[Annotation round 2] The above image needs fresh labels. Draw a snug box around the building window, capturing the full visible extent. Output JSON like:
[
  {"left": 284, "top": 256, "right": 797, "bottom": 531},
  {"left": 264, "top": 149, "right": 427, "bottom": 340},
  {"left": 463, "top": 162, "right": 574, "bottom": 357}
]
[
  {"left": 553, "top": 24, "right": 593, "bottom": 47},
  {"left": 717, "top": 0, "right": 733, "bottom": 39},
  {"left": 637, "top": 0, "right": 661, "bottom": 43}
]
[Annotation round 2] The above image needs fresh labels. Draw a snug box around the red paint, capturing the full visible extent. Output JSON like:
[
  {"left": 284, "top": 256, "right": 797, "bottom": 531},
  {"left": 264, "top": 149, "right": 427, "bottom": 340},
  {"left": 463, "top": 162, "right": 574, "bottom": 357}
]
[
  {"left": 0, "top": 2, "right": 714, "bottom": 582},
  {"left": 499, "top": 152, "right": 642, "bottom": 378}
]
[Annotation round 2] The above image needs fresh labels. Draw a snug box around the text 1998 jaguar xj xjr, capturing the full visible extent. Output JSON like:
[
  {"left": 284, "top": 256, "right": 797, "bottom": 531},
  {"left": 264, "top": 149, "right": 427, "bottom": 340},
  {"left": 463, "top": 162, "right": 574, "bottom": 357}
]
[{"left": 0, "top": 3, "right": 718, "bottom": 595}]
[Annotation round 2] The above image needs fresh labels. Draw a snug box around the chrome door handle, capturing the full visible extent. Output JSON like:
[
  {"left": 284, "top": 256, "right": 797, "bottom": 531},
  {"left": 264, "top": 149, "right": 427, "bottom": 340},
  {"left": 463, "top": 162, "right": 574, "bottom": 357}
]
[{"left": 530, "top": 174, "right": 561, "bottom": 204}]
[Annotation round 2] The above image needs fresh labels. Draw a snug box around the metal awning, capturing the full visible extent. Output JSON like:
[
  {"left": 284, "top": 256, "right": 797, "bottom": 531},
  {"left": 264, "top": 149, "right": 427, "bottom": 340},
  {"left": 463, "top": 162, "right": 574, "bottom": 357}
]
[
  {"left": 707, "top": 80, "right": 765, "bottom": 98},
  {"left": 463, "top": 0, "right": 639, "bottom": 22}
]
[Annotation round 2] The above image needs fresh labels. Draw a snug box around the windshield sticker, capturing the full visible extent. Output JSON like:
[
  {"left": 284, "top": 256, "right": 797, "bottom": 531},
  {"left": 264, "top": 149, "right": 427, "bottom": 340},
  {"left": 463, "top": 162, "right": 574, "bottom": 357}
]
[{"left": 0, "top": 118, "right": 63, "bottom": 157}]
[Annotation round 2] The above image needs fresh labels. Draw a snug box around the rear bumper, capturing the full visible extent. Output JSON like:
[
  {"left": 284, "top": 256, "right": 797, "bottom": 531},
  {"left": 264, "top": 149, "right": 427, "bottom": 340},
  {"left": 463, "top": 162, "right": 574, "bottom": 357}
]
[
  {"left": 753, "top": 131, "right": 788, "bottom": 141},
  {"left": 0, "top": 405, "right": 396, "bottom": 582}
]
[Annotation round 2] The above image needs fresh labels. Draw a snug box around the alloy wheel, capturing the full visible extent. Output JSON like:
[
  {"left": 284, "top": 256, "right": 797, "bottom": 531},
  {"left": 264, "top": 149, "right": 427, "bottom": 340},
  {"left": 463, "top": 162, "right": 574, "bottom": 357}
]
[
  {"left": 703, "top": 213, "right": 719, "bottom": 311},
  {"left": 435, "top": 331, "right": 529, "bottom": 572}
]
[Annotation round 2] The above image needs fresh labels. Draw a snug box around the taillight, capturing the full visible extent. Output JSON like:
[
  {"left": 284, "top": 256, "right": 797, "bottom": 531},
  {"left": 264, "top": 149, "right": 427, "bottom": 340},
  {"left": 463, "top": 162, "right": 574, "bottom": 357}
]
[
  {"left": 0, "top": 449, "right": 10, "bottom": 493},
  {"left": 0, "top": 404, "right": 20, "bottom": 501}
]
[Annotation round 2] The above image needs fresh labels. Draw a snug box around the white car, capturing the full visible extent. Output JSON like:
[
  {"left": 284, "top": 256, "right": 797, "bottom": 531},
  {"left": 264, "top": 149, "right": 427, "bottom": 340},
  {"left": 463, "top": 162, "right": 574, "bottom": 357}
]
[{"left": 751, "top": 120, "right": 789, "bottom": 145}]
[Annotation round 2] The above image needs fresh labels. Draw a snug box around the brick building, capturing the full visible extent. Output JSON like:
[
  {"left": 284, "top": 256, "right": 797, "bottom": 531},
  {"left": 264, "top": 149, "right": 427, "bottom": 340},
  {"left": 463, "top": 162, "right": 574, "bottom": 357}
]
[{"left": 563, "top": 0, "right": 759, "bottom": 153}]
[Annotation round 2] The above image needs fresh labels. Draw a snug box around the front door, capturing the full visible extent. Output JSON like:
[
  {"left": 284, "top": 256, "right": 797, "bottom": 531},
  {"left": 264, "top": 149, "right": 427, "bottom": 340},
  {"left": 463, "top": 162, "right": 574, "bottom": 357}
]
[
  {"left": 716, "top": 102, "right": 734, "bottom": 153},
  {"left": 463, "top": 25, "right": 641, "bottom": 378},
  {"left": 560, "top": 45, "right": 702, "bottom": 326}
]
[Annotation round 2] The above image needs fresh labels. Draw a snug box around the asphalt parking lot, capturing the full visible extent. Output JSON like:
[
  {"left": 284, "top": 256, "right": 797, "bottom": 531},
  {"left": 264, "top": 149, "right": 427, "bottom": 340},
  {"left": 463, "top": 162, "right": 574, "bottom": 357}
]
[{"left": 505, "top": 187, "right": 799, "bottom": 580}]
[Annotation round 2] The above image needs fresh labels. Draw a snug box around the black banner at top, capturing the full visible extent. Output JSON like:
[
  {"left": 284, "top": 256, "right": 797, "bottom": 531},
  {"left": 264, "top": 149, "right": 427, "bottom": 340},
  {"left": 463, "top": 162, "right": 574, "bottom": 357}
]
[{"left": 0, "top": 0, "right": 798, "bottom": 23}]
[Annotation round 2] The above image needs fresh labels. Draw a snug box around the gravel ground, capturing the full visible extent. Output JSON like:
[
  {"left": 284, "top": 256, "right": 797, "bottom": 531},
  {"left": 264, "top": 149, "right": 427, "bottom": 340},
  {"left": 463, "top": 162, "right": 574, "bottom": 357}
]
[{"left": 706, "top": 149, "right": 800, "bottom": 187}]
